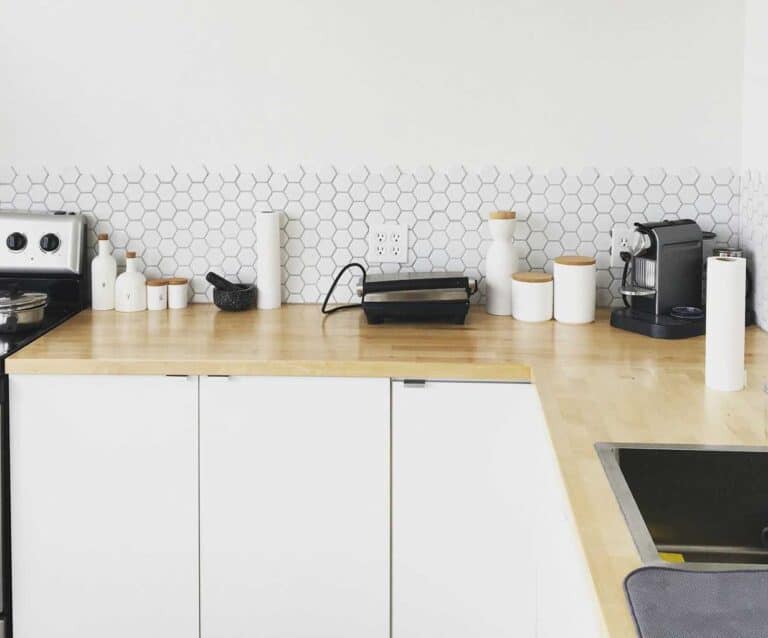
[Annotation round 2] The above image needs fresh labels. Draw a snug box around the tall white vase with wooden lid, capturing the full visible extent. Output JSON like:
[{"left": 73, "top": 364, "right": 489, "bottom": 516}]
[{"left": 485, "top": 211, "right": 519, "bottom": 315}]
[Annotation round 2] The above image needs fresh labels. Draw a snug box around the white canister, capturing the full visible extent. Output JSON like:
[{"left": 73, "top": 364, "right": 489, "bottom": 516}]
[
  {"left": 167, "top": 277, "right": 189, "bottom": 309},
  {"left": 553, "top": 255, "right": 596, "bottom": 324},
  {"left": 512, "top": 272, "right": 553, "bottom": 322},
  {"left": 485, "top": 211, "right": 519, "bottom": 316},
  {"left": 114, "top": 251, "right": 147, "bottom": 312},
  {"left": 146, "top": 279, "right": 168, "bottom": 311}
]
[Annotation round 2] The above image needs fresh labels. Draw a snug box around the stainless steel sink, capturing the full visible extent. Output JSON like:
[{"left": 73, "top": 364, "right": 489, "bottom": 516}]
[{"left": 596, "top": 442, "right": 768, "bottom": 570}]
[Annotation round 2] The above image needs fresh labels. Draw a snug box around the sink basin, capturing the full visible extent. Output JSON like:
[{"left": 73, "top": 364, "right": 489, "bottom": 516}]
[{"left": 596, "top": 443, "right": 768, "bottom": 569}]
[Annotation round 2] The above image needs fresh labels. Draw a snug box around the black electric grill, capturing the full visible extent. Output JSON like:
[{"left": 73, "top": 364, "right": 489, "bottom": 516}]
[{"left": 357, "top": 273, "right": 477, "bottom": 324}]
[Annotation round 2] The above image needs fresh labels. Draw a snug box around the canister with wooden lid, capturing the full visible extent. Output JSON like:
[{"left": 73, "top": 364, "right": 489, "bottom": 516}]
[
  {"left": 512, "top": 272, "right": 553, "bottom": 322},
  {"left": 146, "top": 279, "right": 168, "bottom": 311},
  {"left": 553, "top": 255, "right": 596, "bottom": 324},
  {"left": 167, "top": 277, "right": 189, "bottom": 309}
]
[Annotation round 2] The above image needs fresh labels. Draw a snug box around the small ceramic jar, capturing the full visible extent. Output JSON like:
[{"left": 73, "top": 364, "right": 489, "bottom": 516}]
[
  {"left": 512, "top": 272, "right": 553, "bottom": 322},
  {"left": 553, "top": 255, "right": 596, "bottom": 324},
  {"left": 146, "top": 279, "right": 168, "bottom": 311},
  {"left": 167, "top": 277, "right": 189, "bottom": 309}
]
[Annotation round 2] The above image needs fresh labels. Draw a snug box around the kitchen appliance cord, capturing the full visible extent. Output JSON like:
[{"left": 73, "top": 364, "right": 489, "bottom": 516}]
[
  {"left": 321, "top": 262, "right": 367, "bottom": 315},
  {"left": 621, "top": 252, "right": 631, "bottom": 308}
]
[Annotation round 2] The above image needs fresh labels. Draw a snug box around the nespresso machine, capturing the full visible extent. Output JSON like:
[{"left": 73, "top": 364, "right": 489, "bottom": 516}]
[{"left": 610, "top": 219, "right": 708, "bottom": 339}]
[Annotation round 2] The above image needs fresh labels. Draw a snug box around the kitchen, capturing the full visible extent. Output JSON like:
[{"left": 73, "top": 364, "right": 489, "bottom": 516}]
[{"left": 1, "top": 1, "right": 767, "bottom": 637}]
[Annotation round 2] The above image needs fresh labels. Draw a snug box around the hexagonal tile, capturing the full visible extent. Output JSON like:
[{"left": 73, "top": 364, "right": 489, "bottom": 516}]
[
  {"left": 579, "top": 167, "right": 598, "bottom": 185},
  {"left": 647, "top": 168, "right": 666, "bottom": 185},
  {"left": 529, "top": 175, "right": 547, "bottom": 195}
]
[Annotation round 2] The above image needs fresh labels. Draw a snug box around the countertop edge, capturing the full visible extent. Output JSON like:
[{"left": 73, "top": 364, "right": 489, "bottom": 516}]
[{"left": 5, "top": 357, "right": 533, "bottom": 381}]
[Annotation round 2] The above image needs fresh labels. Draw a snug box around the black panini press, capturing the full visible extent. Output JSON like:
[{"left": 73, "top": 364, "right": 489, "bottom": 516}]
[{"left": 357, "top": 273, "right": 477, "bottom": 324}]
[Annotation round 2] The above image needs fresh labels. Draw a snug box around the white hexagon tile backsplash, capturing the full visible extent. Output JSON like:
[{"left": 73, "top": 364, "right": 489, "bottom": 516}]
[
  {"left": 0, "top": 165, "right": 741, "bottom": 306},
  {"left": 741, "top": 169, "right": 768, "bottom": 331}
]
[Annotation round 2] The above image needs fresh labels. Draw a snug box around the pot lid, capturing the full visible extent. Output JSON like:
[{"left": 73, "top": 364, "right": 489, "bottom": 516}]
[{"left": 0, "top": 291, "right": 48, "bottom": 312}]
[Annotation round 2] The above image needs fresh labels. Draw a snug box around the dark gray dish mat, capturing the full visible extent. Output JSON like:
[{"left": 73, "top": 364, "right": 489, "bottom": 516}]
[{"left": 625, "top": 566, "right": 768, "bottom": 638}]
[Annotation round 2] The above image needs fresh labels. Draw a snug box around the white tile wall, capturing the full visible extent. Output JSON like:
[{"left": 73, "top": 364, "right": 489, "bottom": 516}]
[
  {"left": 741, "top": 170, "right": 768, "bottom": 330},
  {"left": 0, "top": 166, "right": 740, "bottom": 305}
]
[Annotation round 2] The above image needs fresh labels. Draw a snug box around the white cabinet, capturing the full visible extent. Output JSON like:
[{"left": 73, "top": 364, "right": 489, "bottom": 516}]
[
  {"left": 391, "top": 381, "right": 538, "bottom": 638},
  {"left": 10, "top": 374, "right": 199, "bottom": 638},
  {"left": 199, "top": 376, "right": 390, "bottom": 638},
  {"left": 8, "top": 372, "right": 599, "bottom": 638},
  {"left": 534, "top": 406, "right": 604, "bottom": 638}
]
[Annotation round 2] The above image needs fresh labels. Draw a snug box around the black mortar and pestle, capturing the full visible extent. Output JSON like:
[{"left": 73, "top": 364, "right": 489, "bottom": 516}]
[{"left": 206, "top": 272, "right": 257, "bottom": 311}]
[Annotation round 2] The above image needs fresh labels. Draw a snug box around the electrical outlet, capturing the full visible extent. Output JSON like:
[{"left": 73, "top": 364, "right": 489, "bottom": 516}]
[
  {"left": 610, "top": 225, "right": 633, "bottom": 267},
  {"left": 367, "top": 223, "right": 409, "bottom": 264}
]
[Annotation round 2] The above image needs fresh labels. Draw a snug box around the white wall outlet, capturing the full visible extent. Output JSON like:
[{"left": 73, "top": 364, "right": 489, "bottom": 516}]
[
  {"left": 610, "top": 225, "right": 633, "bottom": 267},
  {"left": 367, "top": 223, "right": 409, "bottom": 264}
]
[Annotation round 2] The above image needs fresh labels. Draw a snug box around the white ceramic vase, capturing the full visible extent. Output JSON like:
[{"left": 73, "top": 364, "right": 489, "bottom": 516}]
[
  {"left": 114, "top": 252, "right": 147, "bottom": 312},
  {"left": 485, "top": 212, "right": 519, "bottom": 315},
  {"left": 91, "top": 234, "right": 117, "bottom": 310}
]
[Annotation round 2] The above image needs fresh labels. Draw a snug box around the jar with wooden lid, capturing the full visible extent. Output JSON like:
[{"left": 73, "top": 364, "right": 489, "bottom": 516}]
[
  {"left": 485, "top": 210, "right": 519, "bottom": 316},
  {"left": 146, "top": 279, "right": 168, "bottom": 311},
  {"left": 553, "top": 255, "right": 596, "bottom": 324},
  {"left": 512, "top": 272, "right": 553, "bottom": 322},
  {"left": 167, "top": 277, "right": 189, "bottom": 309}
]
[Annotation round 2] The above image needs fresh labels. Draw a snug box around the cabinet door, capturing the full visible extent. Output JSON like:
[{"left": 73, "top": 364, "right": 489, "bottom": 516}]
[
  {"left": 392, "top": 381, "right": 537, "bottom": 638},
  {"left": 10, "top": 374, "right": 199, "bottom": 638},
  {"left": 534, "top": 405, "right": 604, "bottom": 637},
  {"left": 200, "top": 376, "right": 389, "bottom": 638}
]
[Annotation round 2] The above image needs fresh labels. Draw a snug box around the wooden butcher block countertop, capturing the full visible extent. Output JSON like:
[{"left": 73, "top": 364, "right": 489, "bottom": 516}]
[{"left": 8, "top": 304, "right": 768, "bottom": 636}]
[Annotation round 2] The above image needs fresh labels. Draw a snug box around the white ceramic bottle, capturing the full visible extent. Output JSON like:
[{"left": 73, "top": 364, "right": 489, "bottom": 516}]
[
  {"left": 115, "top": 251, "right": 147, "bottom": 312},
  {"left": 485, "top": 211, "right": 519, "bottom": 315},
  {"left": 91, "top": 233, "right": 118, "bottom": 310}
]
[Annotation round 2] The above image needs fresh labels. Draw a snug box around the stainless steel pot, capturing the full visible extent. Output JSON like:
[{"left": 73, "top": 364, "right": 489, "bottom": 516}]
[{"left": 0, "top": 291, "right": 47, "bottom": 333}]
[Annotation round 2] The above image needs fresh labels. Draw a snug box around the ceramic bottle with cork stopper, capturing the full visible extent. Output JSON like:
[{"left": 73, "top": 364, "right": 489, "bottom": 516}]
[
  {"left": 91, "top": 233, "right": 117, "bottom": 310},
  {"left": 485, "top": 210, "right": 519, "bottom": 315},
  {"left": 114, "top": 251, "right": 147, "bottom": 312}
]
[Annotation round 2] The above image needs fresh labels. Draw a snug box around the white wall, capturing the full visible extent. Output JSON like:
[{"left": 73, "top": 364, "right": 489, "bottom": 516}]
[
  {"left": 0, "top": 0, "right": 745, "bottom": 171},
  {"left": 742, "top": 0, "right": 768, "bottom": 169},
  {"left": 740, "top": 0, "right": 768, "bottom": 331}
]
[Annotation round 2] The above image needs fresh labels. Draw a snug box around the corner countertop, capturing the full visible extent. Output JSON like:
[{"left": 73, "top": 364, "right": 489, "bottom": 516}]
[{"left": 7, "top": 304, "right": 768, "bottom": 636}]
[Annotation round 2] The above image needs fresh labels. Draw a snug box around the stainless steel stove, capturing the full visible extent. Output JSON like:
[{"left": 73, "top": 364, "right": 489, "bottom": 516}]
[{"left": 0, "top": 210, "right": 90, "bottom": 637}]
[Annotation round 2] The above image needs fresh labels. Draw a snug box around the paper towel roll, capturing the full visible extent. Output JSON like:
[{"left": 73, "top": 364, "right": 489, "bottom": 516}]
[
  {"left": 256, "top": 211, "right": 282, "bottom": 309},
  {"left": 705, "top": 256, "right": 746, "bottom": 391}
]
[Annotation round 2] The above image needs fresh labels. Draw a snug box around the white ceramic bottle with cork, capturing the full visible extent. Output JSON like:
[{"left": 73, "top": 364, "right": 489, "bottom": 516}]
[
  {"left": 91, "top": 233, "right": 117, "bottom": 310},
  {"left": 485, "top": 211, "right": 519, "bottom": 315},
  {"left": 115, "top": 251, "right": 147, "bottom": 312}
]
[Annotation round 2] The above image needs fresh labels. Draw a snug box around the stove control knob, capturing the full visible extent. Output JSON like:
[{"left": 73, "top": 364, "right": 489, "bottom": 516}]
[
  {"left": 40, "top": 233, "right": 60, "bottom": 253},
  {"left": 6, "top": 232, "right": 27, "bottom": 251}
]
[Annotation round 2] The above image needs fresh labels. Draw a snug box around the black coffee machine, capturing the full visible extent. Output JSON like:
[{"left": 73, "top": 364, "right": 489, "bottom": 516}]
[{"left": 610, "top": 219, "right": 752, "bottom": 339}]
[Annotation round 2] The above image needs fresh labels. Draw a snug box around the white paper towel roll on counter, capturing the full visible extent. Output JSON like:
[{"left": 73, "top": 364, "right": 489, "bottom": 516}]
[
  {"left": 256, "top": 210, "right": 282, "bottom": 309},
  {"left": 705, "top": 256, "right": 746, "bottom": 391}
]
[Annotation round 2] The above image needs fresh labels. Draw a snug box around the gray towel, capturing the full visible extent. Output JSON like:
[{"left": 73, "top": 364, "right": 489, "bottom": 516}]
[{"left": 624, "top": 567, "right": 768, "bottom": 638}]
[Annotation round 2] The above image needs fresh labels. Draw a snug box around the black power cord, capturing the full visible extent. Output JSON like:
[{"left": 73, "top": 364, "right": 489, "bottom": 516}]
[
  {"left": 620, "top": 251, "right": 632, "bottom": 308},
  {"left": 321, "top": 262, "right": 367, "bottom": 315}
]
